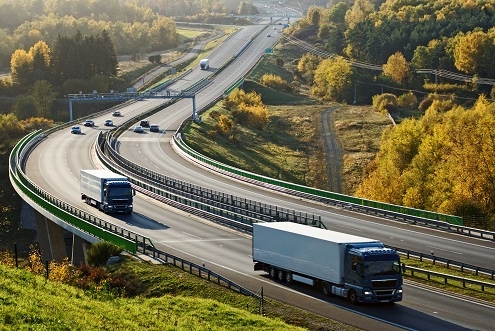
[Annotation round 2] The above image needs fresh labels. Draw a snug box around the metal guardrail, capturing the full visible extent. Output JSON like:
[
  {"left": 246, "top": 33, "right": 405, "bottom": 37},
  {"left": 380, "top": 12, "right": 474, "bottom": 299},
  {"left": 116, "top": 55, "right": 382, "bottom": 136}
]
[
  {"left": 151, "top": 248, "right": 262, "bottom": 300},
  {"left": 340, "top": 204, "right": 495, "bottom": 241},
  {"left": 99, "top": 132, "right": 325, "bottom": 229},
  {"left": 390, "top": 246, "right": 495, "bottom": 280},
  {"left": 406, "top": 266, "right": 495, "bottom": 292}
]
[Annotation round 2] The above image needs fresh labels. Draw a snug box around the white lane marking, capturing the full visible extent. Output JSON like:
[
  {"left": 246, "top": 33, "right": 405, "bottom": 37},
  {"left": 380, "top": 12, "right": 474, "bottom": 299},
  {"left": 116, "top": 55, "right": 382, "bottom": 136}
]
[
  {"left": 182, "top": 231, "right": 202, "bottom": 239},
  {"left": 426, "top": 245, "right": 463, "bottom": 255},
  {"left": 335, "top": 225, "right": 363, "bottom": 232},
  {"left": 335, "top": 213, "right": 495, "bottom": 253},
  {"left": 406, "top": 281, "right": 495, "bottom": 309},
  {"left": 161, "top": 238, "right": 243, "bottom": 243}
]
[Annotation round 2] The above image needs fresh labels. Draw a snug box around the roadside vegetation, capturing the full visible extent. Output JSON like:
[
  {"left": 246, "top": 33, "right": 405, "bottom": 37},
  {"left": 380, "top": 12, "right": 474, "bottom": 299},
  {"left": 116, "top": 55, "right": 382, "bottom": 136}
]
[{"left": 0, "top": 245, "right": 356, "bottom": 331}]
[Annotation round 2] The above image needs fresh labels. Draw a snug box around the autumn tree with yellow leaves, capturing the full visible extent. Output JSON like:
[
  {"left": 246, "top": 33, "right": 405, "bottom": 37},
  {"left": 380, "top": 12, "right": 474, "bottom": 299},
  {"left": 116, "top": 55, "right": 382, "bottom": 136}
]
[{"left": 356, "top": 96, "right": 495, "bottom": 228}]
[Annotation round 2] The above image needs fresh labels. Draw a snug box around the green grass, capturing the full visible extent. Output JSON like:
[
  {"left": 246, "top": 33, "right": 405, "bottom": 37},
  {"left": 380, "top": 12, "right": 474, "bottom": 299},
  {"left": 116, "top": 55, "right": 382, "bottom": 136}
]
[
  {"left": 243, "top": 80, "right": 313, "bottom": 105},
  {"left": 0, "top": 257, "right": 357, "bottom": 331},
  {"left": 183, "top": 103, "right": 330, "bottom": 189},
  {"left": 332, "top": 105, "right": 393, "bottom": 194},
  {"left": 177, "top": 28, "right": 207, "bottom": 41}
]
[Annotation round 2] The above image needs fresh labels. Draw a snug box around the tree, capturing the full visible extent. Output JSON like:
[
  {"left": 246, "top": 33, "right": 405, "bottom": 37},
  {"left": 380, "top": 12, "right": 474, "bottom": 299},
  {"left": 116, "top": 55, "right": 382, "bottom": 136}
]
[
  {"left": 328, "top": 2, "right": 349, "bottom": 24},
  {"left": 297, "top": 53, "right": 320, "bottom": 83},
  {"left": 411, "top": 39, "right": 445, "bottom": 70},
  {"left": 307, "top": 6, "right": 322, "bottom": 27},
  {"left": 31, "top": 80, "right": 57, "bottom": 117},
  {"left": 383, "top": 52, "right": 411, "bottom": 85},
  {"left": 98, "top": 30, "right": 119, "bottom": 77},
  {"left": 344, "top": 0, "right": 374, "bottom": 28},
  {"left": 312, "top": 56, "right": 353, "bottom": 102},
  {"left": 10, "top": 49, "right": 32, "bottom": 86},
  {"left": 29, "top": 41, "right": 51, "bottom": 82},
  {"left": 453, "top": 29, "right": 495, "bottom": 77},
  {"left": 13, "top": 96, "right": 37, "bottom": 120}
]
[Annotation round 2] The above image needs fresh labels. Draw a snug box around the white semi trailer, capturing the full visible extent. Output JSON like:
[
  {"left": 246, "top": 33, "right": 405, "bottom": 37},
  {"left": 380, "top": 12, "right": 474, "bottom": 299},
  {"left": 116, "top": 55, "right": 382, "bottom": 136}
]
[
  {"left": 80, "top": 170, "right": 135, "bottom": 214},
  {"left": 252, "top": 222, "right": 404, "bottom": 304},
  {"left": 199, "top": 58, "right": 209, "bottom": 70}
]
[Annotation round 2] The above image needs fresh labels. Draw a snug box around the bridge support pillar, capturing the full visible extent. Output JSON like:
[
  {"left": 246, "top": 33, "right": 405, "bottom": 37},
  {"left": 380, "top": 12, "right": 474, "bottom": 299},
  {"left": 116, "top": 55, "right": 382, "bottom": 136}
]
[
  {"left": 71, "top": 234, "right": 87, "bottom": 266},
  {"left": 34, "top": 211, "right": 67, "bottom": 262}
]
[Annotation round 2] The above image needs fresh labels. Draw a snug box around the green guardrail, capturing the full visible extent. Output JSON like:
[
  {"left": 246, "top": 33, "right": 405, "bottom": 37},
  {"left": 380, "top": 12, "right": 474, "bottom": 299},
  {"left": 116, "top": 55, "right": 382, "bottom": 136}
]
[
  {"left": 224, "top": 77, "right": 244, "bottom": 96},
  {"left": 9, "top": 131, "right": 151, "bottom": 254},
  {"left": 174, "top": 134, "right": 463, "bottom": 226}
]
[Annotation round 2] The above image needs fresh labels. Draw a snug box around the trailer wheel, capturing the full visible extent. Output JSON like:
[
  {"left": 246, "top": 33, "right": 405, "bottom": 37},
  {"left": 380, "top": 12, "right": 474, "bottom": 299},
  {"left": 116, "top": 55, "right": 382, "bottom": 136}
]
[
  {"left": 269, "top": 267, "right": 277, "bottom": 279},
  {"left": 285, "top": 272, "right": 293, "bottom": 283},
  {"left": 277, "top": 269, "right": 285, "bottom": 281},
  {"left": 347, "top": 290, "right": 358, "bottom": 304},
  {"left": 321, "top": 281, "right": 331, "bottom": 296}
]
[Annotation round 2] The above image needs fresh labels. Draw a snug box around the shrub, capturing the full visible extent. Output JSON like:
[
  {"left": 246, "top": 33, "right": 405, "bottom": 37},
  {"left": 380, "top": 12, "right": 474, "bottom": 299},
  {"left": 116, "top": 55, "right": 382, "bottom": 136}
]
[
  {"left": 86, "top": 241, "right": 123, "bottom": 267},
  {"left": 25, "top": 245, "right": 45, "bottom": 275},
  {"left": 259, "top": 73, "right": 291, "bottom": 91},
  {"left": 49, "top": 257, "right": 75, "bottom": 283},
  {"left": 372, "top": 93, "right": 397, "bottom": 114},
  {"left": 418, "top": 94, "right": 454, "bottom": 112},
  {"left": 224, "top": 89, "right": 262, "bottom": 110},
  {"left": 397, "top": 92, "right": 418, "bottom": 109},
  {"left": 214, "top": 115, "right": 233, "bottom": 135},
  {"left": 418, "top": 97, "right": 434, "bottom": 112}
]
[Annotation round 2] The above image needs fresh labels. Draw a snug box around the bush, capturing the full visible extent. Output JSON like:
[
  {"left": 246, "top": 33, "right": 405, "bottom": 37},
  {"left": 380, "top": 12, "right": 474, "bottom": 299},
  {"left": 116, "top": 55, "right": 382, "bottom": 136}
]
[
  {"left": 86, "top": 241, "right": 123, "bottom": 266},
  {"left": 372, "top": 93, "right": 397, "bottom": 114},
  {"left": 397, "top": 91, "right": 418, "bottom": 109},
  {"left": 224, "top": 89, "right": 262, "bottom": 110},
  {"left": 259, "top": 73, "right": 291, "bottom": 92}
]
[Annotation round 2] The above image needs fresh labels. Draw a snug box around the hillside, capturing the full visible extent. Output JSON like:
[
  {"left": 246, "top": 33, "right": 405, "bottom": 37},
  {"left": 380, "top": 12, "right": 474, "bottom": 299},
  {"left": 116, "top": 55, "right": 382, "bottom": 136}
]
[{"left": 0, "top": 261, "right": 317, "bottom": 331}]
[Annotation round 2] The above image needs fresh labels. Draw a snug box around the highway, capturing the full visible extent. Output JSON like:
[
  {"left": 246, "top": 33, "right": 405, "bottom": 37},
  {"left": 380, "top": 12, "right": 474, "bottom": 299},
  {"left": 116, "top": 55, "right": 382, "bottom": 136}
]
[{"left": 24, "top": 21, "right": 495, "bottom": 331}]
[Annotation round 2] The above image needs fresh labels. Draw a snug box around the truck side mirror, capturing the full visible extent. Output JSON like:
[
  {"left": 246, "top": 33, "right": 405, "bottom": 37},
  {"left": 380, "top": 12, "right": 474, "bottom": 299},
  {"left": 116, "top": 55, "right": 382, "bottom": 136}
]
[
  {"left": 132, "top": 188, "right": 136, "bottom": 196},
  {"left": 401, "top": 263, "right": 406, "bottom": 273}
]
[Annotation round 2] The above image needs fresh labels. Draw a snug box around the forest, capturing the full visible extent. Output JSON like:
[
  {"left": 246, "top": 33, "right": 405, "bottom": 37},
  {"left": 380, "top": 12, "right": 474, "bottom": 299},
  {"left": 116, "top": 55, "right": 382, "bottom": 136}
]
[
  {"left": 0, "top": 0, "right": 261, "bottom": 71},
  {"left": 285, "top": 0, "right": 495, "bottom": 228}
]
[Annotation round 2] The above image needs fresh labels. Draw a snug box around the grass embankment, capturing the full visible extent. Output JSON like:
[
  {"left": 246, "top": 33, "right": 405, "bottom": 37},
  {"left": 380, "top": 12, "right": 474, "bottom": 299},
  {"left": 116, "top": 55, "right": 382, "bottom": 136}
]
[{"left": 0, "top": 257, "right": 356, "bottom": 331}]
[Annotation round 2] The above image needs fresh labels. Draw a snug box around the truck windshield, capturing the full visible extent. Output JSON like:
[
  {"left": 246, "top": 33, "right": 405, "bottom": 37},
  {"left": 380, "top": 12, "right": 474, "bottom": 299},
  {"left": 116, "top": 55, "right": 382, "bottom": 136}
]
[
  {"left": 365, "top": 260, "right": 401, "bottom": 276},
  {"left": 108, "top": 187, "right": 132, "bottom": 197}
]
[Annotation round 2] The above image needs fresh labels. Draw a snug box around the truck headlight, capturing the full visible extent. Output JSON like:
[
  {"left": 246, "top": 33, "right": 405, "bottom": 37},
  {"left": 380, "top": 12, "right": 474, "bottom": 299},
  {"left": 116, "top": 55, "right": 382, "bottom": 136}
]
[
  {"left": 364, "top": 291, "right": 372, "bottom": 296},
  {"left": 397, "top": 289, "right": 403, "bottom": 294}
]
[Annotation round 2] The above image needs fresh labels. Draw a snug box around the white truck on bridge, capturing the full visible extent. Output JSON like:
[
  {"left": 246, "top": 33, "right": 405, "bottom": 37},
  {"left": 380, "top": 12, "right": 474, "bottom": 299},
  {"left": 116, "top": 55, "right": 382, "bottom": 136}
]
[{"left": 80, "top": 170, "right": 135, "bottom": 214}]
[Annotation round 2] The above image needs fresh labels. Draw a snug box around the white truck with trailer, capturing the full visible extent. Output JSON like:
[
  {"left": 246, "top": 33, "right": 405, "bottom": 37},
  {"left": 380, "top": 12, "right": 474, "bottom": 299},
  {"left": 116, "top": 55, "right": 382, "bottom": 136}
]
[
  {"left": 199, "top": 58, "right": 209, "bottom": 70},
  {"left": 80, "top": 170, "right": 135, "bottom": 214},
  {"left": 252, "top": 222, "right": 404, "bottom": 304}
]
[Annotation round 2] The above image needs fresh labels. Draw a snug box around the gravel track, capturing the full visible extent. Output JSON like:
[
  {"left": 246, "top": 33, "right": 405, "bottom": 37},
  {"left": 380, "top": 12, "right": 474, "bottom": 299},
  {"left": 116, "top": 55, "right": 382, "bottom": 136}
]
[{"left": 321, "top": 106, "right": 344, "bottom": 193}]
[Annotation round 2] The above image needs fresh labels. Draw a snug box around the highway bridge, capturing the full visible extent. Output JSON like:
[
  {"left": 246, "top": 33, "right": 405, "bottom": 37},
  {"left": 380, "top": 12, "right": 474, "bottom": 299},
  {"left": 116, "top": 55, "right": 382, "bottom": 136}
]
[{"left": 10, "top": 21, "right": 495, "bottom": 331}]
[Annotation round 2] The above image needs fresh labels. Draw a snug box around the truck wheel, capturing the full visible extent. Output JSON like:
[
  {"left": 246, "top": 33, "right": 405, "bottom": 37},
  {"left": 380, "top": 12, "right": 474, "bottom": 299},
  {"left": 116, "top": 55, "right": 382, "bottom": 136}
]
[
  {"left": 269, "top": 267, "right": 277, "bottom": 279},
  {"left": 285, "top": 272, "right": 293, "bottom": 283},
  {"left": 347, "top": 290, "right": 358, "bottom": 304},
  {"left": 321, "top": 282, "right": 331, "bottom": 296},
  {"left": 277, "top": 269, "right": 285, "bottom": 281}
]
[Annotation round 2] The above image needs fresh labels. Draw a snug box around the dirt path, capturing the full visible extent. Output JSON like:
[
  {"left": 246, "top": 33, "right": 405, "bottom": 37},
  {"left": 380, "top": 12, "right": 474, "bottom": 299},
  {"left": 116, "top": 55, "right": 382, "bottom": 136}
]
[{"left": 321, "top": 106, "right": 344, "bottom": 193}]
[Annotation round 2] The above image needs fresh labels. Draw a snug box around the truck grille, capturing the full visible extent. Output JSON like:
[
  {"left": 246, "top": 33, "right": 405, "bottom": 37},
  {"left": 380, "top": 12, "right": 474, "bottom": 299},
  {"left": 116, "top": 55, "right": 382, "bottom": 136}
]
[
  {"left": 374, "top": 289, "right": 395, "bottom": 300},
  {"left": 371, "top": 279, "right": 398, "bottom": 288}
]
